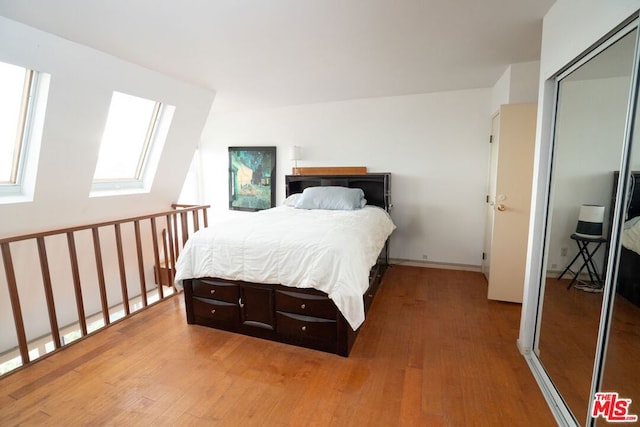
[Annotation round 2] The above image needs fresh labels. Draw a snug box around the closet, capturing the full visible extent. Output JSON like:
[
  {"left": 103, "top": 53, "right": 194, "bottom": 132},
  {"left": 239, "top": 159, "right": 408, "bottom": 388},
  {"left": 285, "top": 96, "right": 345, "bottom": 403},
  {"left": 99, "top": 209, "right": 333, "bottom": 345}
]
[{"left": 519, "top": 8, "right": 640, "bottom": 426}]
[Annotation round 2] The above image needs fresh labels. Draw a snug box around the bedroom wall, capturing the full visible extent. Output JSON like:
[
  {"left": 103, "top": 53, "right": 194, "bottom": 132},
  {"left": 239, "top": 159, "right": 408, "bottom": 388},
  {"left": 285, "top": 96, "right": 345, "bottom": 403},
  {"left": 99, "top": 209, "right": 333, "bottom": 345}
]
[
  {"left": 538, "top": 0, "right": 640, "bottom": 82},
  {"left": 509, "top": 62, "right": 542, "bottom": 105},
  {"left": 491, "top": 61, "right": 540, "bottom": 114},
  {"left": 196, "top": 88, "right": 492, "bottom": 268},
  {"left": 0, "top": 17, "right": 215, "bottom": 354},
  {"left": 0, "top": 16, "right": 215, "bottom": 237}
]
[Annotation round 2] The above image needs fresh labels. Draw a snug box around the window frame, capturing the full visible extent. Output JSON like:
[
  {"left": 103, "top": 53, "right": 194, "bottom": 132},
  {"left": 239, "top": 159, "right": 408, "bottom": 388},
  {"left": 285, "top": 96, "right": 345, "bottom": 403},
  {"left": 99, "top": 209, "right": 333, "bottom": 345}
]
[
  {"left": 0, "top": 60, "right": 50, "bottom": 204},
  {"left": 90, "top": 91, "right": 175, "bottom": 196}
]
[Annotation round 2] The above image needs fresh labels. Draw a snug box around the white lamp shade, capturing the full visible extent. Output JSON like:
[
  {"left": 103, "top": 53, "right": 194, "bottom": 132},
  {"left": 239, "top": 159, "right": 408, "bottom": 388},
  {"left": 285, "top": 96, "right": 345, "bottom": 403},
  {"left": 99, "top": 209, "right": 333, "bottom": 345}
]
[
  {"left": 289, "top": 145, "right": 301, "bottom": 161},
  {"left": 575, "top": 204, "right": 605, "bottom": 238}
]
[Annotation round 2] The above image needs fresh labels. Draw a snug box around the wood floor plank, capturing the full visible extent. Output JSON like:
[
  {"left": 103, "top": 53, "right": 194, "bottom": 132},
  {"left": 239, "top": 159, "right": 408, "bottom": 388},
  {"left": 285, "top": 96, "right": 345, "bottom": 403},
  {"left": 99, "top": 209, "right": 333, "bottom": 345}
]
[{"left": 0, "top": 266, "right": 555, "bottom": 426}]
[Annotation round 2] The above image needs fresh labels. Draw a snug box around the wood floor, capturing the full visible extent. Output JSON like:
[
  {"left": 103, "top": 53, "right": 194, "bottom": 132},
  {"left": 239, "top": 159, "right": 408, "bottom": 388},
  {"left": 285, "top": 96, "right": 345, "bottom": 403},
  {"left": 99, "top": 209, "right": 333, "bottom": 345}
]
[
  {"left": 539, "top": 278, "right": 640, "bottom": 425},
  {"left": 538, "top": 278, "right": 603, "bottom": 425},
  {"left": 0, "top": 266, "right": 555, "bottom": 426}
]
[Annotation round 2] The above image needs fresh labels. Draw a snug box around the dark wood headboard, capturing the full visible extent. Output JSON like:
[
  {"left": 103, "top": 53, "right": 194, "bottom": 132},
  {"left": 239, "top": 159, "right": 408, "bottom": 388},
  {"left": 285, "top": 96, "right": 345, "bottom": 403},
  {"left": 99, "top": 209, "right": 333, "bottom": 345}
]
[{"left": 285, "top": 173, "right": 392, "bottom": 211}]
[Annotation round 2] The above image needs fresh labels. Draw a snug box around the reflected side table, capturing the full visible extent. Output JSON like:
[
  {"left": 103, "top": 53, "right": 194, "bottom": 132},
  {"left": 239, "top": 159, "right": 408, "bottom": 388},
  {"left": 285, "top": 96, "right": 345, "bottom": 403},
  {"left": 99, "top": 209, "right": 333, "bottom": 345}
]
[{"left": 557, "top": 233, "right": 607, "bottom": 289}]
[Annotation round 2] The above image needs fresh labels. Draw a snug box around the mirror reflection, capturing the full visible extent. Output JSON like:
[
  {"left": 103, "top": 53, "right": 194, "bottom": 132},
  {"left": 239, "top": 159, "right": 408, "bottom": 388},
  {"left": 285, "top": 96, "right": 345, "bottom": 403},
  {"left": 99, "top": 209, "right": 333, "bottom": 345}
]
[
  {"left": 537, "top": 28, "right": 637, "bottom": 425},
  {"left": 600, "top": 66, "right": 640, "bottom": 425}
]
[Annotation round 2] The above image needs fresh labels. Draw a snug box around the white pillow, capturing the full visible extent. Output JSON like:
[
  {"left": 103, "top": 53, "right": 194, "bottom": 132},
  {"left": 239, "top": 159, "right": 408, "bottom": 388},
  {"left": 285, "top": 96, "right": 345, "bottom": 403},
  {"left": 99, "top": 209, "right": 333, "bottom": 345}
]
[
  {"left": 294, "top": 186, "right": 366, "bottom": 210},
  {"left": 283, "top": 193, "right": 301, "bottom": 207},
  {"left": 624, "top": 215, "right": 640, "bottom": 230}
]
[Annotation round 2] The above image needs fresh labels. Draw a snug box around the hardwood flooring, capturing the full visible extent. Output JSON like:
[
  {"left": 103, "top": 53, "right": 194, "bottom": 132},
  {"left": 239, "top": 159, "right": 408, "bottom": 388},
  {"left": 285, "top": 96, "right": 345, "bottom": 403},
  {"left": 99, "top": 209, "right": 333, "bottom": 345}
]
[
  {"left": 0, "top": 266, "right": 555, "bottom": 426},
  {"left": 539, "top": 278, "right": 640, "bottom": 425},
  {"left": 538, "top": 278, "right": 603, "bottom": 425}
]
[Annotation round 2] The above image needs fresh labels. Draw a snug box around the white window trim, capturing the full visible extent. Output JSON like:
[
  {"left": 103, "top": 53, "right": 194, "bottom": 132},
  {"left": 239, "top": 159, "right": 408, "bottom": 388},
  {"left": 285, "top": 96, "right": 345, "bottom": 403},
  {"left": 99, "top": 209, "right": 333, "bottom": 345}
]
[
  {"left": 89, "top": 103, "right": 175, "bottom": 198},
  {"left": 0, "top": 71, "right": 49, "bottom": 205}
]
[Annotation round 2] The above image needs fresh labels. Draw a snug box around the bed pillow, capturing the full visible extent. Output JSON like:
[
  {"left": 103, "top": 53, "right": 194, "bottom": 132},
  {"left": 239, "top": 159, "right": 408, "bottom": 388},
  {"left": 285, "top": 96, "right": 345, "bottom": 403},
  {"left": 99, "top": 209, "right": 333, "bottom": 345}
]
[
  {"left": 623, "top": 216, "right": 640, "bottom": 255},
  {"left": 294, "top": 186, "right": 366, "bottom": 210},
  {"left": 283, "top": 193, "right": 302, "bottom": 207}
]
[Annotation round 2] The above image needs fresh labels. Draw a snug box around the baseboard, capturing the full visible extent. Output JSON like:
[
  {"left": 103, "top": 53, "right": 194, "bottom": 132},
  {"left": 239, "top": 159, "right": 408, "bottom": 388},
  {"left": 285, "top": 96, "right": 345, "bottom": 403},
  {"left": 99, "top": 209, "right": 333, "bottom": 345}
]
[
  {"left": 389, "top": 261, "right": 593, "bottom": 280},
  {"left": 389, "top": 258, "right": 481, "bottom": 272},
  {"left": 545, "top": 269, "right": 597, "bottom": 282}
]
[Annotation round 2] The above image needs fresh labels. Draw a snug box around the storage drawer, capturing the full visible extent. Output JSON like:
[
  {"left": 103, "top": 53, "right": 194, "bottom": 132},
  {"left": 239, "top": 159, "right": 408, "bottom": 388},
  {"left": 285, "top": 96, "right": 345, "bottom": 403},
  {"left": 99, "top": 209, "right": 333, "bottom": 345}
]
[
  {"left": 368, "top": 264, "right": 380, "bottom": 282},
  {"left": 192, "top": 297, "right": 239, "bottom": 322},
  {"left": 276, "top": 311, "right": 337, "bottom": 342},
  {"left": 275, "top": 290, "right": 336, "bottom": 319},
  {"left": 192, "top": 279, "right": 239, "bottom": 303}
]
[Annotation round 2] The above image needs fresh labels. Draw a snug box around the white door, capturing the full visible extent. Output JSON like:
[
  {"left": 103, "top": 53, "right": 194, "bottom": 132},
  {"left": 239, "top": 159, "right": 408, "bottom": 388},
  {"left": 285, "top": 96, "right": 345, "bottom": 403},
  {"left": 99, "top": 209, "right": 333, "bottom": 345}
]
[
  {"left": 482, "top": 113, "right": 500, "bottom": 281},
  {"left": 487, "top": 103, "right": 537, "bottom": 303}
]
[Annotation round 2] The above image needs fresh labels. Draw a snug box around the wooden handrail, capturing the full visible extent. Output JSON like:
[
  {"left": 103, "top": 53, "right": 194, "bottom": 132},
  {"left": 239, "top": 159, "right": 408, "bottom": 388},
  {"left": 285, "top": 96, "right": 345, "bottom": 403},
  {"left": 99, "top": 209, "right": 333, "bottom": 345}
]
[
  {"left": 0, "top": 204, "right": 209, "bottom": 378},
  {"left": 0, "top": 205, "right": 208, "bottom": 244}
]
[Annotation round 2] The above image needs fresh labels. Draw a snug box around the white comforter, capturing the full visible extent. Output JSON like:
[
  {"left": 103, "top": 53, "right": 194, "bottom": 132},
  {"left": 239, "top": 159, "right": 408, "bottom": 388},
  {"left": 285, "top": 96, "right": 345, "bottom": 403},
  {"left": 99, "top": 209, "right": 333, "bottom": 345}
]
[
  {"left": 174, "top": 205, "right": 396, "bottom": 330},
  {"left": 622, "top": 216, "right": 640, "bottom": 255}
]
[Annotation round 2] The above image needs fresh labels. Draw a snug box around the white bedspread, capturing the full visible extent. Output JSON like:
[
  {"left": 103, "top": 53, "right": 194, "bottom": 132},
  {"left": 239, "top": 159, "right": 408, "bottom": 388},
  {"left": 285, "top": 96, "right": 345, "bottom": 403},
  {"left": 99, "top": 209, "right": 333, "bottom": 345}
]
[
  {"left": 174, "top": 205, "right": 396, "bottom": 330},
  {"left": 622, "top": 216, "right": 640, "bottom": 255}
]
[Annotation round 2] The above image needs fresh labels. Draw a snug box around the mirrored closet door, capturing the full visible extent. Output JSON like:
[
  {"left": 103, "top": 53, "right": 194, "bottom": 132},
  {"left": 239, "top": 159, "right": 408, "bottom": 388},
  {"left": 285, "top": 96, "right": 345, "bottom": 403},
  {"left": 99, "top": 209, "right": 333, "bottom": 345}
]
[
  {"left": 531, "top": 18, "right": 640, "bottom": 426},
  {"left": 598, "top": 65, "right": 640, "bottom": 426}
]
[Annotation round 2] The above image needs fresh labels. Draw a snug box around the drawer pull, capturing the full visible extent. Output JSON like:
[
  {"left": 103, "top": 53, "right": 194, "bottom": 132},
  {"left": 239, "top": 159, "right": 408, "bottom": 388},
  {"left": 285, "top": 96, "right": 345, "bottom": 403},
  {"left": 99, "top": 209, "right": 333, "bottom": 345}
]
[
  {"left": 210, "top": 289, "right": 216, "bottom": 294},
  {"left": 301, "top": 325, "right": 307, "bottom": 332},
  {"left": 300, "top": 303, "right": 306, "bottom": 309},
  {"left": 211, "top": 309, "right": 216, "bottom": 314}
]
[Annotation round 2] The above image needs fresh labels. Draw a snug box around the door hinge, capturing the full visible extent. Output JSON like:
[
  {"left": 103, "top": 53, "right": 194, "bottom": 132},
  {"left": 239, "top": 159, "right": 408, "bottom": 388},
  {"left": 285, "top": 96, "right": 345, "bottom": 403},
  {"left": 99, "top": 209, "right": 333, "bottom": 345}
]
[
  {"left": 489, "top": 135, "right": 493, "bottom": 143},
  {"left": 486, "top": 195, "right": 489, "bottom": 203},
  {"left": 482, "top": 252, "right": 486, "bottom": 260}
]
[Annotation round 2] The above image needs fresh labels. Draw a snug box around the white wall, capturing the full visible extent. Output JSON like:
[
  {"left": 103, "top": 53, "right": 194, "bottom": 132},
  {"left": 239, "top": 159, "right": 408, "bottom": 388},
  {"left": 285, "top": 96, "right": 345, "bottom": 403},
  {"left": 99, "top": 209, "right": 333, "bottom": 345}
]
[
  {"left": 491, "top": 61, "right": 540, "bottom": 114},
  {"left": 0, "top": 17, "right": 215, "bottom": 353},
  {"left": 198, "top": 89, "right": 492, "bottom": 267},
  {"left": 510, "top": 62, "right": 542, "bottom": 105},
  {"left": 519, "top": 0, "right": 640, "bottom": 348},
  {"left": 0, "top": 16, "right": 215, "bottom": 237},
  {"left": 492, "top": 70, "right": 511, "bottom": 113},
  {"left": 539, "top": 1, "right": 640, "bottom": 82}
]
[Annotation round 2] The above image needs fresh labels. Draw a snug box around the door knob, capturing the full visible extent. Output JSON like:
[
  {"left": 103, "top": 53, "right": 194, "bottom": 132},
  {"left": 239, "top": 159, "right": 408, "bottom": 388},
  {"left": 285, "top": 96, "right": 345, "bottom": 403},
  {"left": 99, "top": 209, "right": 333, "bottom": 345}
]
[{"left": 497, "top": 204, "right": 506, "bottom": 211}]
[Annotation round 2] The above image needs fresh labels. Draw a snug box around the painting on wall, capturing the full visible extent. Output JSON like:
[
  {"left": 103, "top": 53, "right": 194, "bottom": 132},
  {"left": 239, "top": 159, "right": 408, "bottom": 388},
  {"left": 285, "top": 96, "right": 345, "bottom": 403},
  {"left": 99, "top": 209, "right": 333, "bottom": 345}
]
[{"left": 228, "top": 146, "right": 276, "bottom": 211}]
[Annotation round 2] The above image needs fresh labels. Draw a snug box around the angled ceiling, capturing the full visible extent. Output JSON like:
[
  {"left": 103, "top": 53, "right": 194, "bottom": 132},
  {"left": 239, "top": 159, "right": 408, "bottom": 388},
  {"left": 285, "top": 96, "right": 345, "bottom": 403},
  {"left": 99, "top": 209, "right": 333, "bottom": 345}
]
[{"left": 0, "top": 0, "right": 555, "bottom": 112}]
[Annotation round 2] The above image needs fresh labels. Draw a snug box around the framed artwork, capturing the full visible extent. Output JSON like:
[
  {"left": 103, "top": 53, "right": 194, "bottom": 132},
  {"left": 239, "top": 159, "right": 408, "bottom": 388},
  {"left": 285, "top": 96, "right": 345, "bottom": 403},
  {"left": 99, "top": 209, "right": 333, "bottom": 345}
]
[{"left": 228, "top": 146, "right": 276, "bottom": 211}]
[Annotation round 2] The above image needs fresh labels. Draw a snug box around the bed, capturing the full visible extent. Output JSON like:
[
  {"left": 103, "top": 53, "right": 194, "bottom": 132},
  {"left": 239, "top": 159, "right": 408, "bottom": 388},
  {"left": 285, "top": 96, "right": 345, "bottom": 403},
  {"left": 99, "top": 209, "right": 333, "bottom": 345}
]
[
  {"left": 611, "top": 171, "right": 640, "bottom": 307},
  {"left": 175, "top": 173, "right": 394, "bottom": 356}
]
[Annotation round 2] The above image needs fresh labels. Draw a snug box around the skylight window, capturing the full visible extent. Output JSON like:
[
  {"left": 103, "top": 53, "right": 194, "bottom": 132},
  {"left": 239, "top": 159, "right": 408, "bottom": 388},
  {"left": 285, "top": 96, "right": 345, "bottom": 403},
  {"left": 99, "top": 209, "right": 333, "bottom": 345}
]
[
  {"left": 0, "top": 60, "right": 47, "bottom": 203},
  {"left": 0, "top": 62, "right": 34, "bottom": 185},
  {"left": 92, "top": 91, "right": 174, "bottom": 195}
]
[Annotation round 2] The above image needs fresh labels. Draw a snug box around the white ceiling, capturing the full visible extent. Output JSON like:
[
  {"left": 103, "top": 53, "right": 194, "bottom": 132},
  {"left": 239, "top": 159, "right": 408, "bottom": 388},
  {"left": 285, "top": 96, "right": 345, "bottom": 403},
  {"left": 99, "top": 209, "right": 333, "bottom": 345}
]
[{"left": 0, "top": 0, "right": 555, "bottom": 112}]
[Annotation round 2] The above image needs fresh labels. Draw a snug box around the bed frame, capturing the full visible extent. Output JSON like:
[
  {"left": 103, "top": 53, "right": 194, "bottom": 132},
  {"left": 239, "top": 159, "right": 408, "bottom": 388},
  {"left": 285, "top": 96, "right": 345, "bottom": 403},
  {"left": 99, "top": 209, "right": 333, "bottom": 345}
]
[
  {"left": 611, "top": 171, "right": 640, "bottom": 307},
  {"left": 182, "top": 173, "right": 392, "bottom": 356}
]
